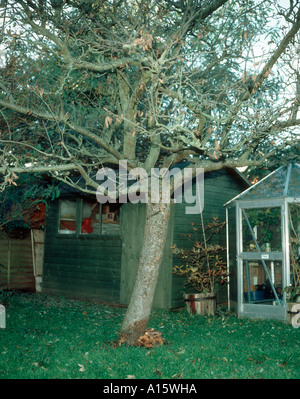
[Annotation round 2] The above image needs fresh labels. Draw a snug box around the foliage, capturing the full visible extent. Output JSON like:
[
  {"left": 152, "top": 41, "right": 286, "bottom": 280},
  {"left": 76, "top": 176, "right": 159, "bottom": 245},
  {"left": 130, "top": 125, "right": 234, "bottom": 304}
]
[
  {"left": 243, "top": 207, "right": 281, "bottom": 249},
  {"left": 245, "top": 146, "right": 300, "bottom": 184},
  {"left": 171, "top": 217, "right": 228, "bottom": 293},
  {"left": 0, "top": 291, "right": 299, "bottom": 379},
  {"left": 284, "top": 285, "right": 300, "bottom": 302},
  {"left": 0, "top": 173, "right": 59, "bottom": 234},
  {"left": 0, "top": 0, "right": 299, "bottom": 191}
]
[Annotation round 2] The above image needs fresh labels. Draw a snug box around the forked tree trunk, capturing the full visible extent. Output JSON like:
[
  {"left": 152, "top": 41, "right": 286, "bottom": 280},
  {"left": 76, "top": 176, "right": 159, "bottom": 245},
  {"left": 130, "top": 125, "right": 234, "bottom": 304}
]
[{"left": 118, "top": 201, "right": 171, "bottom": 346}]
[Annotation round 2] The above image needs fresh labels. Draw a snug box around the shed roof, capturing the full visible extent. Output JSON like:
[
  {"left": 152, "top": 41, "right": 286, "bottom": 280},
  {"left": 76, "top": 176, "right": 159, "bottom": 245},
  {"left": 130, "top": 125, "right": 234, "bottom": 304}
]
[
  {"left": 56, "top": 166, "right": 250, "bottom": 198},
  {"left": 225, "top": 163, "right": 300, "bottom": 208}
]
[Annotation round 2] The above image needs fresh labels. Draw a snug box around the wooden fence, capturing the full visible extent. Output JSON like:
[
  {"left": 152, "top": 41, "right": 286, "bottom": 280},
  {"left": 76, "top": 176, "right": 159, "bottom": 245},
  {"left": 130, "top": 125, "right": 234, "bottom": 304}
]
[{"left": 0, "top": 232, "right": 35, "bottom": 291}]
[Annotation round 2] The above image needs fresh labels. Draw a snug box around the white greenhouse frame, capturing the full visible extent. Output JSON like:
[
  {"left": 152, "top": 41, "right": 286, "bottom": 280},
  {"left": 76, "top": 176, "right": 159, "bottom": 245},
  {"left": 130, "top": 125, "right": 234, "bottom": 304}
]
[{"left": 225, "top": 163, "right": 300, "bottom": 321}]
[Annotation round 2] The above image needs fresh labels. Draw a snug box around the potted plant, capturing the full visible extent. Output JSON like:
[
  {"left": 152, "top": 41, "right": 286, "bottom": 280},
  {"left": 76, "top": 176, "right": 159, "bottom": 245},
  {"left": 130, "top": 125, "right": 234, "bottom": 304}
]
[{"left": 171, "top": 217, "right": 229, "bottom": 316}]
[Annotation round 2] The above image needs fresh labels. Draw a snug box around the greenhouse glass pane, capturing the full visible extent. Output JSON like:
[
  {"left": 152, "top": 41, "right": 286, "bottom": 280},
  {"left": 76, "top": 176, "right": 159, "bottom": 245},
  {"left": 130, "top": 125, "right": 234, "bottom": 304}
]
[
  {"left": 242, "top": 207, "right": 282, "bottom": 253},
  {"left": 243, "top": 260, "right": 283, "bottom": 305}
]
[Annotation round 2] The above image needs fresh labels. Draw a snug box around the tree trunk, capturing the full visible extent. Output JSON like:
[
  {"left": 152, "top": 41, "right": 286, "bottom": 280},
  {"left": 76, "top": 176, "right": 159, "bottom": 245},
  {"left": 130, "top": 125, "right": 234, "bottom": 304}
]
[{"left": 118, "top": 201, "right": 171, "bottom": 346}]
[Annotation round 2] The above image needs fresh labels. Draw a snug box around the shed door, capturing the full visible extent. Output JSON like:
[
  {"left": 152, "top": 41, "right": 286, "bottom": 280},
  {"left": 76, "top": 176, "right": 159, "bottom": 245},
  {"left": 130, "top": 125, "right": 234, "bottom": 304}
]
[{"left": 237, "top": 205, "right": 286, "bottom": 320}]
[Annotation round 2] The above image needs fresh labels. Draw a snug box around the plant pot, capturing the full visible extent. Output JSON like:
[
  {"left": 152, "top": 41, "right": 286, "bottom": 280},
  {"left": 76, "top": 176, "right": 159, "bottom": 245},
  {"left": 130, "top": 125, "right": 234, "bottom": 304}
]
[{"left": 184, "top": 292, "right": 216, "bottom": 316}]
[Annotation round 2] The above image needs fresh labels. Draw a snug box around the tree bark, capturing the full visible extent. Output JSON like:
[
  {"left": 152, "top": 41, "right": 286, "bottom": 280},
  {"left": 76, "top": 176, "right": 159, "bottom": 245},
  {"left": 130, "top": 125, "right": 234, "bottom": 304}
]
[{"left": 118, "top": 201, "right": 171, "bottom": 346}]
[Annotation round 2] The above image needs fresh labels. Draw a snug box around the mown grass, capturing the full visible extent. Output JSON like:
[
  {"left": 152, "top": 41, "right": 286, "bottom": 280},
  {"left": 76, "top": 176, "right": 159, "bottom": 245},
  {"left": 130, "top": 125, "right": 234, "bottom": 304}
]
[{"left": 0, "top": 291, "right": 299, "bottom": 379}]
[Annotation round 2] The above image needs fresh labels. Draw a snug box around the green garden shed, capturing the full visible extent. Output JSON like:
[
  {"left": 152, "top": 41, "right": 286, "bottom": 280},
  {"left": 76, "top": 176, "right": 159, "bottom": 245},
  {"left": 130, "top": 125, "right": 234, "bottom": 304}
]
[{"left": 41, "top": 168, "right": 249, "bottom": 309}]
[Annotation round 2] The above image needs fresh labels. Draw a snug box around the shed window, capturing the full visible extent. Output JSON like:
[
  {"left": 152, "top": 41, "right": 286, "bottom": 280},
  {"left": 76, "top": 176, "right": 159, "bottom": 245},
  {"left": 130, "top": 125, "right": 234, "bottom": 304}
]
[
  {"left": 59, "top": 200, "right": 77, "bottom": 234},
  {"left": 81, "top": 199, "right": 100, "bottom": 235},
  {"left": 101, "top": 203, "right": 120, "bottom": 235},
  {"left": 58, "top": 199, "right": 120, "bottom": 236}
]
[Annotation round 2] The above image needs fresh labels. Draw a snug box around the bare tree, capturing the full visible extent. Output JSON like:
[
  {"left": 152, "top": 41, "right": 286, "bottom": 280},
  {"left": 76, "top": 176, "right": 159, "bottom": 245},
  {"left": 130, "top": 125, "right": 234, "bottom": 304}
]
[{"left": 0, "top": 0, "right": 299, "bottom": 345}]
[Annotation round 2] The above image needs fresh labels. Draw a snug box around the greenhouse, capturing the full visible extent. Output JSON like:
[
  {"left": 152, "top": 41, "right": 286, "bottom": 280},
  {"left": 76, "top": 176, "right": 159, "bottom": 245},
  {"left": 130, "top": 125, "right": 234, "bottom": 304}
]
[{"left": 225, "top": 163, "right": 300, "bottom": 321}]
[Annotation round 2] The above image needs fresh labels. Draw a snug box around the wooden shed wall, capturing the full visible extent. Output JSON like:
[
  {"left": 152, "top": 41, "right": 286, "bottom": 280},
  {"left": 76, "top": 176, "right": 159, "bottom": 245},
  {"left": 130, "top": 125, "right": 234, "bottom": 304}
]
[
  {"left": 42, "top": 201, "right": 122, "bottom": 303},
  {"left": 120, "top": 202, "right": 174, "bottom": 308},
  {"left": 0, "top": 232, "right": 35, "bottom": 290},
  {"left": 171, "top": 169, "right": 249, "bottom": 308}
]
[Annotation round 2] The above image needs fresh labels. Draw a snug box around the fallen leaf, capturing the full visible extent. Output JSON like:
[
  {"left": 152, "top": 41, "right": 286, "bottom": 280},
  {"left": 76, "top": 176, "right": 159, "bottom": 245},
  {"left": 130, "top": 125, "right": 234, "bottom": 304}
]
[
  {"left": 78, "top": 364, "right": 86, "bottom": 372},
  {"left": 105, "top": 116, "right": 113, "bottom": 128}
]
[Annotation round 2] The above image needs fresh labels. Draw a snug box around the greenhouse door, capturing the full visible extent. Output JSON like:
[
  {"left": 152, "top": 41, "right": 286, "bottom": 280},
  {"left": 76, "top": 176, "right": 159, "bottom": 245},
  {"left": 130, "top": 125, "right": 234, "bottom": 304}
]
[{"left": 236, "top": 202, "right": 287, "bottom": 320}]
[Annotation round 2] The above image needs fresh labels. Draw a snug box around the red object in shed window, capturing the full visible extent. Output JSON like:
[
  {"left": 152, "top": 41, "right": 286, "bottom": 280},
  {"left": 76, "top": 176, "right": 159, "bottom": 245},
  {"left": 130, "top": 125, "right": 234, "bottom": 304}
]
[
  {"left": 81, "top": 217, "right": 93, "bottom": 234},
  {"left": 60, "top": 220, "right": 76, "bottom": 231}
]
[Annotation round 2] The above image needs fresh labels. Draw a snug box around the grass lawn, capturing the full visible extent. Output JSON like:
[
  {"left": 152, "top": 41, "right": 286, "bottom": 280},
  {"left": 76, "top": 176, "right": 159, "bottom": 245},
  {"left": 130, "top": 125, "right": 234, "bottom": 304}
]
[{"left": 0, "top": 290, "right": 299, "bottom": 379}]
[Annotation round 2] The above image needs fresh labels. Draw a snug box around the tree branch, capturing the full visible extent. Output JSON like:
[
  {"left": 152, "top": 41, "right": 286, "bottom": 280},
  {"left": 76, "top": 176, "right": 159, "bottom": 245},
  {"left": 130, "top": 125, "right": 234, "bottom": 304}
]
[
  {"left": 220, "top": 11, "right": 300, "bottom": 147},
  {"left": 0, "top": 163, "right": 77, "bottom": 174},
  {"left": 0, "top": 98, "right": 124, "bottom": 162}
]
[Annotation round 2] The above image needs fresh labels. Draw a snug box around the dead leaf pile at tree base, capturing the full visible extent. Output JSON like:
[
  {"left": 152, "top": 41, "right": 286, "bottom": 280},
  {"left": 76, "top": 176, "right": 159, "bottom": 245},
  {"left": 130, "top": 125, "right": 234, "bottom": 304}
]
[{"left": 137, "top": 328, "right": 165, "bottom": 348}]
